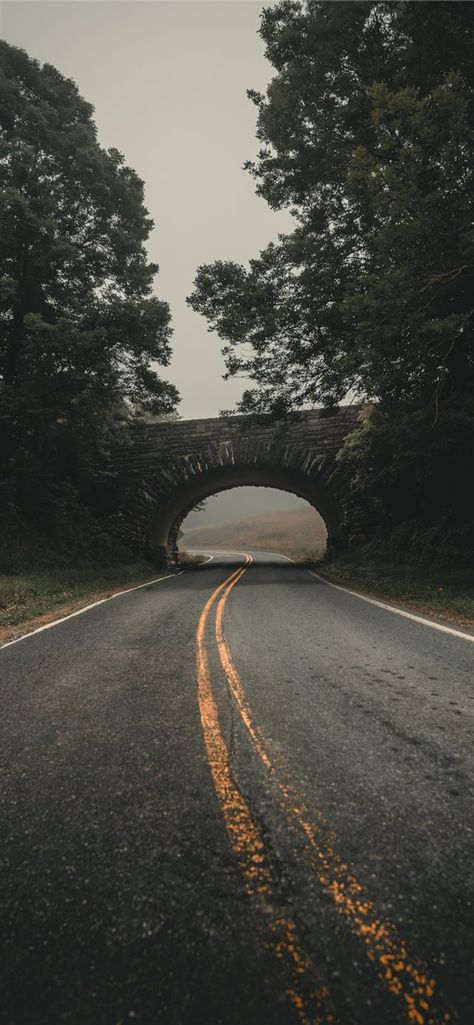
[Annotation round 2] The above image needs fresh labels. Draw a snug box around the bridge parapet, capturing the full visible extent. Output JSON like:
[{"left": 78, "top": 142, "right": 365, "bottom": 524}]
[{"left": 110, "top": 405, "right": 363, "bottom": 566}]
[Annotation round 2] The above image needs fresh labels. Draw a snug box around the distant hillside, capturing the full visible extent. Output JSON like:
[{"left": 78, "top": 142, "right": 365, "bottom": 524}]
[{"left": 181, "top": 508, "right": 327, "bottom": 559}]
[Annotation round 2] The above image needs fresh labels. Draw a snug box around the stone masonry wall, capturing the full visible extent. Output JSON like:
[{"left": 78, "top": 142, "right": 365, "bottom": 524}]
[{"left": 109, "top": 405, "right": 363, "bottom": 565}]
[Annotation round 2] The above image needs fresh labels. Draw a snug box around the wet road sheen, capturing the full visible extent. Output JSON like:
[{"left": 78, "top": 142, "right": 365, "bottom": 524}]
[{"left": 0, "top": 551, "right": 472, "bottom": 1025}]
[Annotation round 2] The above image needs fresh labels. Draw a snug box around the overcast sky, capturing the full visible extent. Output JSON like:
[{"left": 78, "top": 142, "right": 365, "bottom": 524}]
[
  {"left": 1, "top": 0, "right": 292, "bottom": 419},
  {"left": 1, "top": 0, "right": 309, "bottom": 525}
]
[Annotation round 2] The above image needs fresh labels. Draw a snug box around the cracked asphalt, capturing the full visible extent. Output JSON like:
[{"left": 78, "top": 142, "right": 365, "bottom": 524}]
[{"left": 0, "top": 551, "right": 472, "bottom": 1025}]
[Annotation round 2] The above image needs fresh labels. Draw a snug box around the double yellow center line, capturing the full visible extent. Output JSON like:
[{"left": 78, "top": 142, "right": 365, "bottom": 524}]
[
  {"left": 196, "top": 556, "right": 332, "bottom": 1023},
  {"left": 195, "top": 556, "right": 454, "bottom": 1025}
]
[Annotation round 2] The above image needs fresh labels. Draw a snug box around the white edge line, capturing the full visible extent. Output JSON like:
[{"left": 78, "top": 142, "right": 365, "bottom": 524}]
[
  {"left": 7, "top": 547, "right": 468, "bottom": 650},
  {"left": 239, "top": 548, "right": 473, "bottom": 643},
  {"left": 0, "top": 570, "right": 183, "bottom": 652},
  {"left": 181, "top": 549, "right": 214, "bottom": 566},
  {"left": 187, "top": 546, "right": 292, "bottom": 562},
  {"left": 185, "top": 548, "right": 251, "bottom": 561},
  {"left": 308, "top": 569, "right": 474, "bottom": 643},
  {"left": 254, "top": 549, "right": 294, "bottom": 561}
]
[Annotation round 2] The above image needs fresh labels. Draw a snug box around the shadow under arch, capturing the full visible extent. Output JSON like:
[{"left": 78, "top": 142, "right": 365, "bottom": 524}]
[{"left": 147, "top": 462, "right": 343, "bottom": 566}]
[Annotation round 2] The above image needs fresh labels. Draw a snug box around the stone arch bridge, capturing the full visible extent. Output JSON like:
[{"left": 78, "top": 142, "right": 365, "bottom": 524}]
[{"left": 111, "top": 405, "right": 362, "bottom": 566}]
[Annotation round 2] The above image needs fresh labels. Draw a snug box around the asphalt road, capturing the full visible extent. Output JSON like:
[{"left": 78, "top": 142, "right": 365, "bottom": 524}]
[{"left": 0, "top": 551, "right": 473, "bottom": 1025}]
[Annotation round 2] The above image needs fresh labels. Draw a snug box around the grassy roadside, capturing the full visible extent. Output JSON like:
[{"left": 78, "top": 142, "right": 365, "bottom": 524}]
[
  {"left": 318, "top": 549, "right": 474, "bottom": 627},
  {"left": 0, "top": 560, "right": 173, "bottom": 646},
  {"left": 2, "top": 545, "right": 472, "bottom": 648}
]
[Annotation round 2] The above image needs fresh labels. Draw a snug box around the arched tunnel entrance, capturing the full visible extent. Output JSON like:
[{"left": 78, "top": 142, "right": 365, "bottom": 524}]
[
  {"left": 179, "top": 485, "right": 328, "bottom": 562},
  {"left": 147, "top": 463, "right": 344, "bottom": 567}
]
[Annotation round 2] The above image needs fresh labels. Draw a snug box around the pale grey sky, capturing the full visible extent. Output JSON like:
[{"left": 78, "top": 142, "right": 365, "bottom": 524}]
[
  {"left": 1, "top": 1, "right": 306, "bottom": 523},
  {"left": 1, "top": 0, "right": 291, "bottom": 418}
]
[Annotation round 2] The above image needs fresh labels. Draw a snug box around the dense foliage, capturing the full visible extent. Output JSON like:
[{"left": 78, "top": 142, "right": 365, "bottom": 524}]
[
  {"left": 188, "top": 1, "right": 474, "bottom": 555},
  {"left": 0, "top": 42, "right": 178, "bottom": 553},
  {"left": 189, "top": 1, "right": 473, "bottom": 414}
]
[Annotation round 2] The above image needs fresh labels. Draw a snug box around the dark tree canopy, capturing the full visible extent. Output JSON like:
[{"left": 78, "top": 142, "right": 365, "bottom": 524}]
[
  {"left": 0, "top": 41, "right": 178, "bottom": 533},
  {"left": 188, "top": 1, "right": 474, "bottom": 417}
]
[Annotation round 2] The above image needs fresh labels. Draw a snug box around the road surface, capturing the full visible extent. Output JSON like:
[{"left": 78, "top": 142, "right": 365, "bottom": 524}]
[{"left": 0, "top": 551, "right": 473, "bottom": 1025}]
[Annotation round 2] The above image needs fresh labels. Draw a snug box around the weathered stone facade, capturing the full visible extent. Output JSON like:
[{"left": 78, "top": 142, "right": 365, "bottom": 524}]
[{"left": 111, "top": 405, "right": 362, "bottom": 566}]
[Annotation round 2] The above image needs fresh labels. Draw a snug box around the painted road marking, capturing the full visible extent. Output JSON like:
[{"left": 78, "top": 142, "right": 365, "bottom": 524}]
[
  {"left": 229, "top": 548, "right": 473, "bottom": 643},
  {"left": 307, "top": 570, "right": 474, "bottom": 643},
  {"left": 214, "top": 562, "right": 454, "bottom": 1025},
  {"left": 0, "top": 571, "right": 184, "bottom": 652},
  {"left": 191, "top": 549, "right": 469, "bottom": 643},
  {"left": 196, "top": 555, "right": 336, "bottom": 1025}
]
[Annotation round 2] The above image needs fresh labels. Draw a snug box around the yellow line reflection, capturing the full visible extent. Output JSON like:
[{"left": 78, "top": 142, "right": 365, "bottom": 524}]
[
  {"left": 214, "top": 566, "right": 454, "bottom": 1025},
  {"left": 196, "top": 556, "right": 335, "bottom": 1025}
]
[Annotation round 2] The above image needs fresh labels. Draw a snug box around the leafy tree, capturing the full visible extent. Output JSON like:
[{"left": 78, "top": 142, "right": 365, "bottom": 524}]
[
  {"left": 0, "top": 41, "right": 178, "bottom": 539},
  {"left": 188, "top": 1, "right": 474, "bottom": 417}
]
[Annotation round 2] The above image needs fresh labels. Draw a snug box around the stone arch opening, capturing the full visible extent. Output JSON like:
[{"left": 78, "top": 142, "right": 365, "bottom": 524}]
[
  {"left": 147, "top": 462, "right": 344, "bottom": 566},
  {"left": 179, "top": 485, "right": 327, "bottom": 560}
]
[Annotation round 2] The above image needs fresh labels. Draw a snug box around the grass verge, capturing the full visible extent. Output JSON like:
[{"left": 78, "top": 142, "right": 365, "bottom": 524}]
[
  {"left": 0, "top": 560, "right": 173, "bottom": 646},
  {"left": 179, "top": 551, "right": 210, "bottom": 567},
  {"left": 318, "top": 549, "right": 474, "bottom": 627}
]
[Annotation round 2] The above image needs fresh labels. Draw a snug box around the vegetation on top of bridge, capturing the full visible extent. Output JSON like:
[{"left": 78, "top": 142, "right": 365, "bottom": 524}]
[
  {"left": 1, "top": 4, "right": 473, "bottom": 599},
  {"left": 188, "top": 1, "right": 474, "bottom": 566}
]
